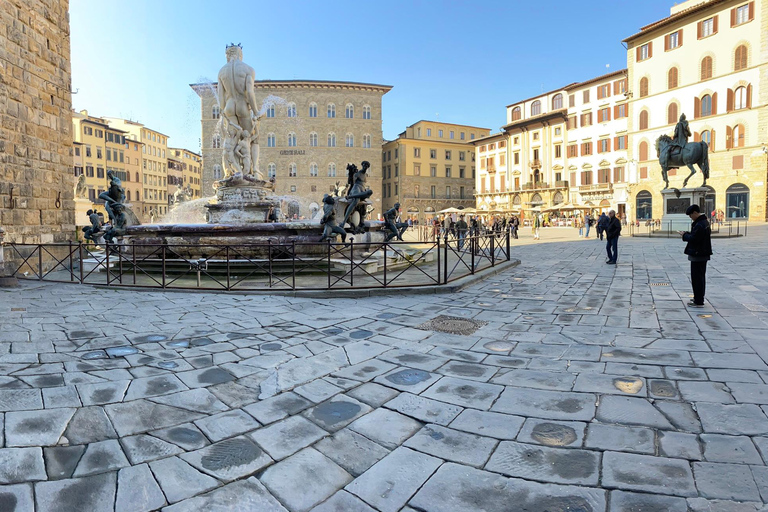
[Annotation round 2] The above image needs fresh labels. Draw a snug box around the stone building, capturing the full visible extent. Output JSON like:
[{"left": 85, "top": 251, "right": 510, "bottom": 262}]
[
  {"left": 123, "top": 138, "right": 145, "bottom": 222},
  {"left": 0, "top": 0, "right": 74, "bottom": 263},
  {"left": 105, "top": 118, "right": 171, "bottom": 221},
  {"left": 382, "top": 121, "right": 488, "bottom": 223},
  {"left": 565, "top": 71, "right": 630, "bottom": 216},
  {"left": 192, "top": 80, "right": 391, "bottom": 219},
  {"left": 625, "top": 0, "right": 768, "bottom": 221}
]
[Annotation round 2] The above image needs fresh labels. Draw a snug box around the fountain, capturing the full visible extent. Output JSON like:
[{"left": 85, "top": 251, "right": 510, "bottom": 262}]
[{"left": 123, "top": 44, "right": 387, "bottom": 265}]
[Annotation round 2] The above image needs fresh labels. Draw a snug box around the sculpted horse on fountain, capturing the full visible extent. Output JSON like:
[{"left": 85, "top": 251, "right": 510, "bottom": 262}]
[{"left": 656, "top": 114, "right": 710, "bottom": 189}]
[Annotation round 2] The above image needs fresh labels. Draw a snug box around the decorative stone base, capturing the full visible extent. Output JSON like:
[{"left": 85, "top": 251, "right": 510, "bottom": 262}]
[
  {"left": 660, "top": 187, "right": 708, "bottom": 232},
  {"left": 206, "top": 184, "right": 281, "bottom": 224}
]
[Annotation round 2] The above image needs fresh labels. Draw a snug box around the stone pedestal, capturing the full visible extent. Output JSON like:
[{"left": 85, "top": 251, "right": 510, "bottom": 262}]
[
  {"left": 205, "top": 177, "right": 281, "bottom": 224},
  {"left": 660, "top": 187, "right": 708, "bottom": 232},
  {"left": 74, "top": 198, "right": 92, "bottom": 227}
]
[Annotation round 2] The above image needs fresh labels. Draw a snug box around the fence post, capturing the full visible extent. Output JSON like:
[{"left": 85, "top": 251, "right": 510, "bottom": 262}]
[
  {"left": 38, "top": 243, "right": 43, "bottom": 281},
  {"left": 436, "top": 237, "right": 441, "bottom": 284},
  {"left": 132, "top": 242, "right": 137, "bottom": 285},
  {"left": 105, "top": 244, "right": 110, "bottom": 285},
  {"left": 68, "top": 240, "right": 74, "bottom": 282},
  {"left": 79, "top": 243, "right": 84, "bottom": 283},
  {"left": 226, "top": 246, "right": 230, "bottom": 291},
  {"left": 161, "top": 245, "right": 166, "bottom": 289},
  {"left": 292, "top": 241, "right": 296, "bottom": 290},
  {"left": 506, "top": 229, "right": 511, "bottom": 261},
  {"left": 490, "top": 233, "right": 495, "bottom": 266},
  {"left": 349, "top": 239, "right": 354, "bottom": 287},
  {"left": 443, "top": 237, "right": 448, "bottom": 284},
  {"left": 268, "top": 240, "right": 273, "bottom": 288},
  {"left": 327, "top": 240, "right": 332, "bottom": 289},
  {"left": 471, "top": 236, "right": 475, "bottom": 274},
  {"left": 383, "top": 242, "right": 387, "bottom": 288}
]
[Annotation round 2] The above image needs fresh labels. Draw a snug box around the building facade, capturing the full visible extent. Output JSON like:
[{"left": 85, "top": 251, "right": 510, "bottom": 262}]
[
  {"left": 192, "top": 80, "right": 391, "bottom": 219},
  {"left": 72, "top": 111, "right": 116, "bottom": 219},
  {"left": 565, "top": 71, "right": 631, "bottom": 216},
  {"left": 1, "top": 0, "right": 74, "bottom": 255},
  {"left": 382, "top": 121, "right": 488, "bottom": 221},
  {"left": 169, "top": 148, "right": 203, "bottom": 200},
  {"left": 105, "top": 118, "right": 170, "bottom": 221},
  {"left": 123, "top": 138, "right": 144, "bottom": 221},
  {"left": 625, "top": 0, "right": 767, "bottom": 221}
]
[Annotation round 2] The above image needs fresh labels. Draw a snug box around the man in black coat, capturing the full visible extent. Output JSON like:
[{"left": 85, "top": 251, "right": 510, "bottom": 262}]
[
  {"left": 605, "top": 210, "right": 622, "bottom": 264},
  {"left": 678, "top": 204, "right": 712, "bottom": 307}
]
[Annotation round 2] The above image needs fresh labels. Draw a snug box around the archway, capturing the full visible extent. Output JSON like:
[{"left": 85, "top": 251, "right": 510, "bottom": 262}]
[
  {"left": 636, "top": 190, "right": 652, "bottom": 220},
  {"left": 726, "top": 183, "right": 749, "bottom": 219}
]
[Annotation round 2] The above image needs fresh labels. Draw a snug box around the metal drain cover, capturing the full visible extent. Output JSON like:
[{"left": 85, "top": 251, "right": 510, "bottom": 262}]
[
  {"left": 417, "top": 315, "right": 487, "bottom": 335},
  {"left": 650, "top": 283, "right": 670, "bottom": 286}
]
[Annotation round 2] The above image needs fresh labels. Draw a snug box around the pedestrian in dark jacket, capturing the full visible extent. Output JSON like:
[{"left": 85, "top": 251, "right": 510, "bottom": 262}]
[
  {"left": 678, "top": 204, "right": 712, "bottom": 307},
  {"left": 597, "top": 212, "right": 608, "bottom": 240},
  {"left": 605, "top": 210, "right": 621, "bottom": 264}
]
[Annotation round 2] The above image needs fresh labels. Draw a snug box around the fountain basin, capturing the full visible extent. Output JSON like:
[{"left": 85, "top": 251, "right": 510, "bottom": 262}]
[{"left": 124, "top": 221, "right": 387, "bottom": 260}]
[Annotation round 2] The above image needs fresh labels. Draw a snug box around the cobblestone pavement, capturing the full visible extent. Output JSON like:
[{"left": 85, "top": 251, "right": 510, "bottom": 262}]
[{"left": 1, "top": 226, "right": 768, "bottom": 512}]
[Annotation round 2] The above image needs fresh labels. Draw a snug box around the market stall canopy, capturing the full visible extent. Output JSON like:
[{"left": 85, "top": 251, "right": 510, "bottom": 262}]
[
  {"left": 542, "top": 201, "right": 592, "bottom": 211},
  {"left": 437, "top": 207, "right": 464, "bottom": 214}
]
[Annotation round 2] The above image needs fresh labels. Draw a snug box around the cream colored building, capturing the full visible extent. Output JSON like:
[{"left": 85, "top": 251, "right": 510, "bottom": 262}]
[
  {"left": 123, "top": 138, "right": 144, "bottom": 221},
  {"left": 72, "top": 111, "right": 120, "bottom": 220},
  {"left": 169, "top": 148, "right": 203, "bottom": 200},
  {"left": 105, "top": 118, "right": 170, "bottom": 220},
  {"left": 565, "top": 70, "right": 630, "bottom": 216},
  {"left": 382, "top": 121, "right": 488, "bottom": 221},
  {"left": 625, "top": 0, "right": 767, "bottom": 221},
  {"left": 192, "top": 80, "right": 391, "bottom": 219}
]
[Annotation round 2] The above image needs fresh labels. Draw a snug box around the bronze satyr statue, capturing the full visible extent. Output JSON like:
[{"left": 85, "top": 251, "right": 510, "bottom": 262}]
[
  {"left": 319, "top": 194, "right": 347, "bottom": 243},
  {"left": 104, "top": 203, "right": 128, "bottom": 244},
  {"left": 98, "top": 170, "right": 125, "bottom": 222},
  {"left": 656, "top": 114, "right": 710, "bottom": 189},
  {"left": 383, "top": 202, "right": 408, "bottom": 242},
  {"left": 341, "top": 161, "right": 373, "bottom": 234}
]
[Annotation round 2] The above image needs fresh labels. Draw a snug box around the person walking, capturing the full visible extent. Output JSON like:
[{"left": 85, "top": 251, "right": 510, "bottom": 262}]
[
  {"left": 605, "top": 209, "right": 621, "bottom": 264},
  {"left": 597, "top": 212, "right": 608, "bottom": 241},
  {"left": 584, "top": 213, "right": 592, "bottom": 238},
  {"left": 678, "top": 204, "right": 712, "bottom": 308},
  {"left": 533, "top": 213, "right": 541, "bottom": 240},
  {"left": 456, "top": 215, "right": 468, "bottom": 250}
]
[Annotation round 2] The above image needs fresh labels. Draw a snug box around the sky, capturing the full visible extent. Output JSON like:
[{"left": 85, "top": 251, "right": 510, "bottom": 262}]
[{"left": 70, "top": 0, "right": 676, "bottom": 151}]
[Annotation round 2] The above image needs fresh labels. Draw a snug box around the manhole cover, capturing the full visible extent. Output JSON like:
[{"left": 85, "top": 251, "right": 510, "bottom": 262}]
[
  {"left": 650, "top": 283, "right": 669, "bottom": 286},
  {"left": 416, "top": 315, "right": 487, "bottom": 335}
]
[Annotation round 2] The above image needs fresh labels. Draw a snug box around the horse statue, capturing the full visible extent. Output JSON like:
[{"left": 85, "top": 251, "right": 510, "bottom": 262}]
[{"left": 655, "top": 134, "right": 710, "bottom": 189}]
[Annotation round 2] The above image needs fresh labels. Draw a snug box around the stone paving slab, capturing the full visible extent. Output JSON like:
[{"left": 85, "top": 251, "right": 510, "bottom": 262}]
[{"left": 4, "top": 227, "right": 768, "bottom": 509}]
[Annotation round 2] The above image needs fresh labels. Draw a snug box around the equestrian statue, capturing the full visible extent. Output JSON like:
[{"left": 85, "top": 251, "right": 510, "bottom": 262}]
[{"left": 656, "top": 113, "right": 710, "bottom": 189}]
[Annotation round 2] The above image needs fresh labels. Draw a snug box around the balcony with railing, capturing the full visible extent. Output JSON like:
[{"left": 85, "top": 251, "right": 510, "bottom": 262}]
[
  {"left": 522, "top": 181, "right": 549, "bottom": 191},
  {"left": 578, "top": 182, "right": 613, "bottom": 193}
]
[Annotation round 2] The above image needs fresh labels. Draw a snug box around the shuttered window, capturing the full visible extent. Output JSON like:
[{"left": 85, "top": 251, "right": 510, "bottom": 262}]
[
  {"left": 639, "top": 110, "right": 649, "bottom": 130},
  {"left": 700, "top": 56, "right": 713, "bottom": 80},
  {"left": 668, "top": 67, "right": 678, "bottom": 89},
  {"left": 734, "top": 45, "right": 748, "bottom": 71},
  {"left": 639, "top": 77, "right": 649, "bottom": 97},
  {"left": 668, "top": 103, "right": 678, "bottom": 125}
]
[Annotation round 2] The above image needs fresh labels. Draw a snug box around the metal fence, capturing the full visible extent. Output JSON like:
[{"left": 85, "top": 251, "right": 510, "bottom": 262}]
[
  {"left": 627, "top": 220, "right": 747, "bottom": 238},
  {"left": 6, "top": 232, "right": 511, "bottom": 292}
]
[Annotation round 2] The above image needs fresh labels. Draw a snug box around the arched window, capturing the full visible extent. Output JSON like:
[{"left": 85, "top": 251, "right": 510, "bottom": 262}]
[
  {"left": 511, "top": 106, "right": 521, "bottom": 121},
  {"left": 345, "top": 104, "right": 354, "bottom": 118},
  {"left": 287, "top": 132, "right": 297, "bottom": 147},
  {"left": 267, "top": 163, "right": 276, "bottom": 178},
  {"left": 289, "top": 163, "right": 297, "bottom": 177},
  {"left": 362, "top": 134, "right": 371, "bottom": 149},
  {"left": 701, "top": 94, "right": 712, "bottom": 116},
  {"left": 327, "top": 163, "right": 336, "bottom": 177},
  {"left": 636, "top": 190, "right": 653, "bottom": 220},
  {"left": 552, "top": 94, "right": 563, "bottom": 110},
  {"left": 639, "top": 77, "right": 649, "bottom": 97},
  {"left": 639, "top": 141, "right": 649, "bottom": 161},
  {"left": 213, "top": 164, "right": 222, "bottom": 179},
  {"left": 212, "top": 105, "right": 220, "bottom": 119},
  {"left": 309, "top": 163, "right": 318, "bottom": 177},
  {"left": 345, "top": 133, "right": 354, "bottom": 147},
  {"left": 668, "top": 67, "right": 678, "bottom": 89},
  {"left": 328, "top": 133, "right": 336, "bottom": 147},
  {"left": 127, "top": 190, "right": 131, "bottom": 201},
  {"left": 309, "top": 132, "right": 318, "bottom": 147},
  {"left": 734, "top": 45, "right": 748, "bottom": 71},
  {"left": 639, "top": 110, "right": 649, "bottom": 130},
  {"left": 309, "top": 103, "right": 318, "bottom": 118},
  {"left": 267, "top": 133, "right": 276, "bottom": 147},
  {"left": 287, "top": 103, "right": 297, "bottom": 118},
  {"left": 726, "top": 183, "right": 749, "bottom": 218},
  {"left": 701, "top": 56, "right": 713, "bottom": 80},
  {"left": 327, "top": 104, "right": 336, "bottom": 118},
  {"left": 363, "top": 105, "right": 371, "bottom": 119},
  {"left": 667, "top": 103, "right": 678, "bottom": 125},
  {"left": 701, "top": 130, "right": 711, "bottom": 147},
  {"left": 531, "top": 100, "right": 541, "bottom": 116},
  {"left": 135, "top": 172, "right": 139, "bottom": 182},
  {"left": 553, "top": 191, "right": 563, "bottom": 205},
  {"left": 731, "top": 124, "right": 745, "bottom": 148},
  {"left": 266, "top": 104, "right": 275, "bottom": 118},
  {"left": 212, "top": 134, "right": 221, "bottom": 149},
  {"left": 734, "top": 86, "right": 748, "bottom": 110}
]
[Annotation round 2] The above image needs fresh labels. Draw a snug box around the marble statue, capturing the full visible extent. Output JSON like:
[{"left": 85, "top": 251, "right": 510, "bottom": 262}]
[
  {"left": 172, "top": 185, "right": 193, "bottom": 205},
  {"left": 74, "top": 174, "right": 88, "bottom": 199},
  {"left": 383, "top": 202, "right": 408, "bottom": 242},
  {"left": 217, "top": 44, "right": 263, "bottom": 181},
  {"left": 656, "top": 113, "right": 710, "bottom": 189},
  {"left": 98, "top": 170, "right": 125, "bottom": 222},
  {"left": 319, "top": 194, "right": 347, "bottom": 243},
  {"left": 340, "top": 161, "right": 373, "bottom": 234}
]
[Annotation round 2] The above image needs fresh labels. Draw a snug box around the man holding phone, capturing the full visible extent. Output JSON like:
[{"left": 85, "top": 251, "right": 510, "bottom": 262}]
[{"left": 678, "top": 204, "right": 712, "bottom": 308}]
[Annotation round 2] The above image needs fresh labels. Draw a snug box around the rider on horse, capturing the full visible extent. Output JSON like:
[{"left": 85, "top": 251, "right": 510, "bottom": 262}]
[{"left": 672, "top": 114, "right": 691, "bottom": 153}]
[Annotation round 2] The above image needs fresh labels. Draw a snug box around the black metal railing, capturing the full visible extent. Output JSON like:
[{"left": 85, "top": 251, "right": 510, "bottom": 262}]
[
  {"left": 627, "top": 220, "right": 748, "bottom": 238},
  {"left": 6, "top": 232, "right": 511, "bottom": 292}
]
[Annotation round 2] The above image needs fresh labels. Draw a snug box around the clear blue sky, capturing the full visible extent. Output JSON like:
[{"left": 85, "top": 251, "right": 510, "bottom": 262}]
[{"left": 70, "top": 0, "right": 674, "bottom": 151}]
